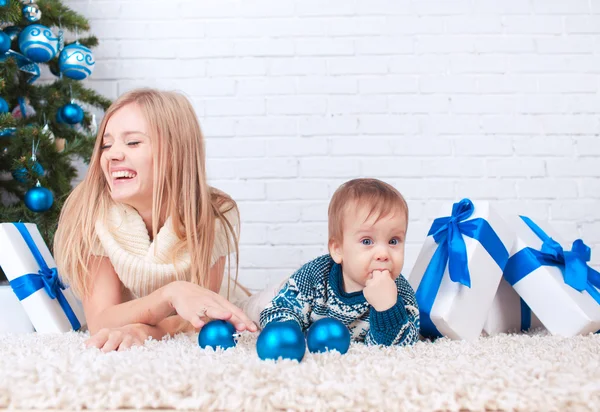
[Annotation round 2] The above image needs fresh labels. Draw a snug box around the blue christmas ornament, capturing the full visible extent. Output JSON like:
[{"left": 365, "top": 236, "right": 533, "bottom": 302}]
[
  {"left": 198, "top": 320, "right": 237, "bottom": 350},
  {"left": 0, "top": 97, "right": 8, "bottom": 113},
  {"left": 58, "top": 43, "right": 95, "bottom": 80},
  {"left": 60, "top": 102, "right": 84, "bottom": 124},
  {"left": 12, "top": 162, "right": 44, "bottom": 183},
  {"left": 306, "top": 318, "right": 351, "bottom": 354},
  {"left": 256, "top": 321, "right": 306, "bottom": 362},
  {"left": 22, "top": 3, "right": 42, "bottom": 23},
  {"left": 0, "top": 0, "right": 8, "bottom": 7},
  {"left": 55, "top": 108, "right": 65, "bottom": 124},
  {"left": 24, "top": 185, "right": 54, "bottom": 212},
  {"left": 18, "top": 24, "right": 60, "bottom": 63},
  {"left": 0, "top": 127, "right": 16, "bottom": 138},
  {"left": 3, "top": 26, "right": 21, "bottom": 42},
  {"left": 0, "top": 31, "right": 11, "bottom": 55}
]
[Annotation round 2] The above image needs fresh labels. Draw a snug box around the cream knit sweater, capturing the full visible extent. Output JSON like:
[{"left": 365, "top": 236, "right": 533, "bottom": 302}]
[{"left": 93, "top": 204, "right": 246, "bottom": 302}]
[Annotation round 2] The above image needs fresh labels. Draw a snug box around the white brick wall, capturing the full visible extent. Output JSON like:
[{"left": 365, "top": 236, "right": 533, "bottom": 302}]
[{"left": 67, "top": 0, "right": 600, "bottom": 290}]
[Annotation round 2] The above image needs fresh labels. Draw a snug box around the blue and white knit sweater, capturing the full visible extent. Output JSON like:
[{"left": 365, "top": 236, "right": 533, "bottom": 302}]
[{"left": 259, "top": 254, "right": 420, "bottom": 347}]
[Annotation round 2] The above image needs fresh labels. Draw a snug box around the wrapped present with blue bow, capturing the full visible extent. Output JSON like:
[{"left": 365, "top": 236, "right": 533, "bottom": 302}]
[
  {"left": 495, "top": 215, "right": 600, "bottom": 337},
  {"left": 408, "top": 199, "right": 514, "bottom": 340},
  {"left": 0, "top": 285, "right": 35, "bottom": 334},
  {"left": 483, "top": 277, "right": 544, "bottom": 335},
  {"left": 0, "top": 223, "right": 86, "bottom": 333}
]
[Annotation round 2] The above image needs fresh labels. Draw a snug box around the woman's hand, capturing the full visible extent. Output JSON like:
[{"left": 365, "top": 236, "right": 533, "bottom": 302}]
[
  {"left": 166, "top": 281, "right": 257, "bottom": 332},
  {"left": 85, "top": 324, "right": 151, "bottom": 352}
]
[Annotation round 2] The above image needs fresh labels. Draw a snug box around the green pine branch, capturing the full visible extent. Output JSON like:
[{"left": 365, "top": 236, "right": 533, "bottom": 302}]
[
  {"left": 0, "top": 1, "right": 23, "bottom": 25},
  {"left": 1, "top": 0, "right": 111, "bottom": 283}
]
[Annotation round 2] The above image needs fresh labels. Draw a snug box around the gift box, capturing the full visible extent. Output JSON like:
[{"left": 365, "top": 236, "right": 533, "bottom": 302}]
[
  {"left": 0, "top": 284, "right": 35, "bottom": 334},
  {"left": 500, "top": 215, "right": 600, "bottom": 337},
  {"left": 0, "top": 222, "right": 86, "bottom": 333},
  {"left": 408, "top": 199, "right": 514, "bottom": 341},
  {"left": 483, "top": 278, "right": 543, "bottom": 335}
]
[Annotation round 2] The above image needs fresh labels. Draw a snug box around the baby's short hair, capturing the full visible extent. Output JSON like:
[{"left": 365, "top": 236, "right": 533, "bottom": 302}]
[{"left": 328, "top": 178, "right": 408, "bottom": 244}]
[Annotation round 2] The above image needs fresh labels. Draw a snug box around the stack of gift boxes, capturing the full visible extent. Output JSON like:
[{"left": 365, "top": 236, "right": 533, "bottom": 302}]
[
  {"left": 0, "top": 198, "right": 598, "bottom": 338},
  {"left": 408, "top": 198, "right": 600, "bottom": 340}
]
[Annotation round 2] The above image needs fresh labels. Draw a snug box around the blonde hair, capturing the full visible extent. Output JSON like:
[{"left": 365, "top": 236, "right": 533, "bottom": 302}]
[
  {"left": 328, "top": 178, "right": 408, "bottom": 244},
  {"left": 54, "top": 88, "right": 239, "bottom": 298}
]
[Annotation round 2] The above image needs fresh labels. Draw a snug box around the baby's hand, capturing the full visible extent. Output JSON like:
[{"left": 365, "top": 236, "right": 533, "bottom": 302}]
[{"left": 363, "top": 270, "right": 397, "bottom": 312}]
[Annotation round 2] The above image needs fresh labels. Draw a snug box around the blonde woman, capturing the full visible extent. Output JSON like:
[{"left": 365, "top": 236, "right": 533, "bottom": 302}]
[{"left": 54, "top": 88, "right": 257, "bottom": 352}]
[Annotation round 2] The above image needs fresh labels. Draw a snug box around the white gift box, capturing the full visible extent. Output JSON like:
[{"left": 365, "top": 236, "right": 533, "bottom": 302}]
[
  {"left": 0, "top": 223, "right": 86, "bottom": 333},
  {"left": 499, "top": 215, "right": 600, "bottom": 337},
  {"left": 483, "top": 278, "right": 544, "bottom": 335},
  {"left": 408, "top": 199, "right": 514, "bottom": 341},
  {"left": 0, "top": 284, "right": 35, "bottom": 334}
]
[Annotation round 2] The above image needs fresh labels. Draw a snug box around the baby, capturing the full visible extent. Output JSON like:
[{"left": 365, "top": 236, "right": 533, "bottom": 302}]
[{"left": 260, "top": 178, "right": 419, "bottom": 346}]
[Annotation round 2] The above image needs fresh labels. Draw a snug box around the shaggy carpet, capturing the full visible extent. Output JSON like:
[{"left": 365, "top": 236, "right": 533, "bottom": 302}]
[{"left": 0, "top": 330, "right": 598, "bottom": 411}]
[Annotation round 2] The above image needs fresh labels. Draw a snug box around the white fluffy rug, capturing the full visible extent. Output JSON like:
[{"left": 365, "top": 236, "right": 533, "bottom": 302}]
[{"left": 1, "top": 330, "right": 599, "bottom": 411}]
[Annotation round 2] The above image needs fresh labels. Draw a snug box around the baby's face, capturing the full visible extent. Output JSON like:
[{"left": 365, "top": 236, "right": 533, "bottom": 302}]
[{"left": 331, "top": 205, "right": 407, "bottom": 293}]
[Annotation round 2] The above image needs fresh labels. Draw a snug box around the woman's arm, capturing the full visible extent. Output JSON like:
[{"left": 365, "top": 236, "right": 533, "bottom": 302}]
[
  {"left": 82, "top": 255, "right": 177, "bottom": 335},
  {"left": 83, "top": 256, "right": 256, "bottom": 335},
  {"left": 84, "top": 255, "right": 256, "bottom": 352}
]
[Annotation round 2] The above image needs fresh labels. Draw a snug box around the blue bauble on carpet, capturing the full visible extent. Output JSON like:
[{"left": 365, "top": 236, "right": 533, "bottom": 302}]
[
  {"left": 198, "top": 320, "right": 236, "bottom": 350},
  {"left": 306, "top": 317, "right": 351, "bottom": 354},
  {"left": 256, "top": 321, "right": 306, "bottom": 362}
]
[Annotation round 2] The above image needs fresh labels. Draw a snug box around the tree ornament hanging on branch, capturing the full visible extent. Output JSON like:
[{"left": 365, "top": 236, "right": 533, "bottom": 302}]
[
  {"left": 11, "top": 97, "right": 36, "bottom": 119},
  {"left": 40, "top": 113, "right": 65, "bottom": 152},
  {"left": 12, "top": 139, "right": 45, "bottom": 183},
  {"left": 3, "top": 26, "right": 21, "bottom": 41},
  {"left": 58, "top": 101, "right": 84, "bottom": 125},
  {"left": 0, "top": 26, "right": 42, "bottom": 84},
  {"left": 0, "top": 97, "right": 9, "bottom": 113},
  {"left": 89, "top": 113, "right": 98, "bottom": 136},
  {"left": 22, "top": 3, "right": 42, "bottom": 22},
  {"left": 18, "top": 24, "right": 62, "bottom": 63},
  {"left": 25, "top": 181, "right": 54, "bottom": 213},
  {"left": 58, "top": 42, "right": 95, "bottom": 80},
  {"left": 0, "top": 30, "right": 11, "bottom": 54}
]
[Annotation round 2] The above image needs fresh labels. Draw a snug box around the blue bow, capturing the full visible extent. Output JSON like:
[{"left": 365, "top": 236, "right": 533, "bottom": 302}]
[
  {"left": 416, "top": 199, "right": 509, "bottom": 338},
  {"left": 0, "top": 50, "right": 40, "bottom": 84},
  {"left": 8, "top": 223, "right": 81, "bottom": 331},
  {"left": 503, "top": 216, "right": 600, "bottom": 305}
]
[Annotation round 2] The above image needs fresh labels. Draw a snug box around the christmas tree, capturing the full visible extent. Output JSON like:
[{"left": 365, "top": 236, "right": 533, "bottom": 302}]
[{"left": 0, "top": 0, "right": 111, "bottom": 282}]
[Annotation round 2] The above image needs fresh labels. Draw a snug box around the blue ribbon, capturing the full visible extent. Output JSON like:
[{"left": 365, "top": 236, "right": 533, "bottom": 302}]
[
  {"left": 0, "top": 50, "right": 41, "bottom": 83},
  {"left": 503, "top": 216, "right": 600, "bottom": 305},
  {"left": 17, "top": 97, "right": 27, "bottom": 117},
  {"left": 415, "top": 199, "right": 509, "bottom": 338},
  {"left": 519, "top": 298, "right": 531, "bottom": 331},
  {"left": 7, "top": 223, "right": 81, "bottom": 331}
]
